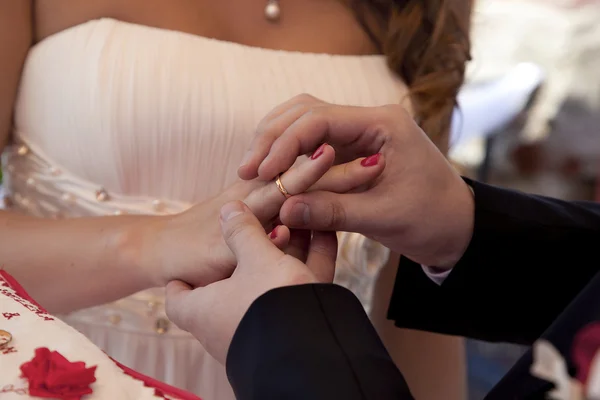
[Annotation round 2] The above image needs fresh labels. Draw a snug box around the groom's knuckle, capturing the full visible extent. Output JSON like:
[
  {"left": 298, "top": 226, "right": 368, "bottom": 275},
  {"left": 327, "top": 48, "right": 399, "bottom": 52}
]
[
  {"left": 293, "top": 93, "right": 317, "bottom": 104},
  {"left": 324, "top": 201, "right": 346, "bottom": 229},
  {"left": 256, "top": 115, "right": 282, "bottom": 138},
  {"left": 304, "top": 105, "right": 325, "bottom": 122},
  {"left": 225, "top": 220, "right": 251, "bottom": 243}
]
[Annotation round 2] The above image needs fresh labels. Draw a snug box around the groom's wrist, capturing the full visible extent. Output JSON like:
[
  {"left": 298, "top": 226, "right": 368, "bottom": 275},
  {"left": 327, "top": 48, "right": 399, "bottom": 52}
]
[{"left": 430, "top": 178, "right": 475, "bottom": 269}]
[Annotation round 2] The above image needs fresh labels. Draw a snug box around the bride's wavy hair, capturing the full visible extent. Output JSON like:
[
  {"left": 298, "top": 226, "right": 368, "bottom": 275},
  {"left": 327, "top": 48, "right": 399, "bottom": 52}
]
[{"left": 349, "top": 0, "right": 472, "bottom": 151}]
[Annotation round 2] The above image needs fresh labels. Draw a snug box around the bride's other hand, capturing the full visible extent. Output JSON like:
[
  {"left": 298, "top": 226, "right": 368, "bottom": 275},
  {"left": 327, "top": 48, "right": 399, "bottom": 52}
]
[{"left": 133, "top": 144, "right": 383, "bottom": 288}]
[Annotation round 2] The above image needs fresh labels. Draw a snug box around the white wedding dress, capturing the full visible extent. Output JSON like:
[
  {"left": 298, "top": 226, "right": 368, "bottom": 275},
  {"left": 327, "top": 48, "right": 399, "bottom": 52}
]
[{"left": 3, "top": 18, "right": 453, "bottom": 399}]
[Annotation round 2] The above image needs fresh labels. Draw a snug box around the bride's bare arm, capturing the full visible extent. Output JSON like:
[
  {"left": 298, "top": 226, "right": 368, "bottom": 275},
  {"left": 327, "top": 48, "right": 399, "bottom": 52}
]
[{"left": 0, "top": 212, "right": 156, "bottom": 313}]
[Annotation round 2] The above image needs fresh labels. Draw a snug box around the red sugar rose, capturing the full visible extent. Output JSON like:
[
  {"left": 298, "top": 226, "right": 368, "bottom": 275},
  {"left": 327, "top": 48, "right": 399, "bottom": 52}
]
[{"left": 20, "top": 347, "right": 97, "bottom": 400}]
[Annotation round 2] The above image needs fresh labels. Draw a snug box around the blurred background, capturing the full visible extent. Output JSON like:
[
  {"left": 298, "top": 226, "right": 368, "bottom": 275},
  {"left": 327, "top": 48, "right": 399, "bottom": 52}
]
[{"left": 451, "top": 0, "right": 600, "bottom": 397}]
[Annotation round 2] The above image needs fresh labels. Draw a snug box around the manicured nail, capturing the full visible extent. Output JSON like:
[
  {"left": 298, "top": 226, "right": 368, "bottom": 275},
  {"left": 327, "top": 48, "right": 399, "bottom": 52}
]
[
  {"left": 310, "top": 144, "right": 326, "bottom": 160},
  {"left": 220, "top": 202, "right": 245, "bottom": 222},
  {"left": 269, "top": 226, "right": 278, "bottom": 240},
  {"left": 288, "top": 203, "right": 310, "bottom": 226},
  {"left": 361, "top": 153, "right": 381, "bottom": 167}
]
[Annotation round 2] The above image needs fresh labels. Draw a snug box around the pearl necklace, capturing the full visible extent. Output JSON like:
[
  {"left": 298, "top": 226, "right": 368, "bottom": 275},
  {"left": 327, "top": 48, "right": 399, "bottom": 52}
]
[{"left": 264, "top": 0, "right": 281, "bottom": 22}]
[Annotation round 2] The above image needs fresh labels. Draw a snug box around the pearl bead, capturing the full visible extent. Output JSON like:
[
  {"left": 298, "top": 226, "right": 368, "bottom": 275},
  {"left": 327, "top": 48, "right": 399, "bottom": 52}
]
[
  {"left": 264, "top": 1, "right": 280, "bottom": 21},
  {"left": 61, "top": 193, "right": 75, "bottom": 203},
  {"left": 147, "top": 301, "right": 158, "bottom": 313},
  {"left": 26, "top": 178, "right": 35, "bottom": 187},
  {"left": 152, "top": 200, "right": 164, "bottom": 212},
  {"left": 155, "top": 318, "right": 170, "bottom": 335},
  {"left": 17, "top": 145, "right": 29, "bottom": 156},
  {"left": 49, "top": 166, "right": 61, "bottom": 176},
  {"left": 95, "top": 189, "right": 109, "bottom": 202}
]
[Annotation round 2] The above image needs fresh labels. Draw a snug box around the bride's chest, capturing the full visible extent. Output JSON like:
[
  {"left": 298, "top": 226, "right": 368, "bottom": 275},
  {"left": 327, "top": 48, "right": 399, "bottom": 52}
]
[{"left": 11, "top": 20, "right": 406, "bottom": 203}]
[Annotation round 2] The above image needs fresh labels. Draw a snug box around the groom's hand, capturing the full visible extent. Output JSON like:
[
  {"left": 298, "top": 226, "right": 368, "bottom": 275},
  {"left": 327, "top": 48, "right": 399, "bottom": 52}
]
[
  {"left": 165, "top": 201, "right": 337, "bottom": 365},
  {"left": 238, "top": 94, "right": 475, "bottom": 269}
]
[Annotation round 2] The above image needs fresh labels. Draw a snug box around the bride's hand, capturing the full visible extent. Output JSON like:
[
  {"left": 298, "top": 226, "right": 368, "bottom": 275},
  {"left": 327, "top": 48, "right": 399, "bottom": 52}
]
[{"left": 137, "top": 144, "right": 384, "bottom": 288}]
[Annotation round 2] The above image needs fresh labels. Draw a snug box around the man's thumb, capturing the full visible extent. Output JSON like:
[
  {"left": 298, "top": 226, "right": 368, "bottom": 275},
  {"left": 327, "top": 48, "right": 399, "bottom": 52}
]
[
  {"left": 280, "top": 192, "right": 361, "bottom": 232},
  {"left": 220, "top": 201, "right": 280, "bottom": 262}
]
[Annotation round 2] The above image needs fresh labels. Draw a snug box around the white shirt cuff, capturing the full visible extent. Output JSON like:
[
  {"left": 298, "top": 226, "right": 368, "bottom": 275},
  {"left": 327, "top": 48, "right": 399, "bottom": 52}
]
[{"left": 421, "top": 265, "right": 452, "bottom": 285}]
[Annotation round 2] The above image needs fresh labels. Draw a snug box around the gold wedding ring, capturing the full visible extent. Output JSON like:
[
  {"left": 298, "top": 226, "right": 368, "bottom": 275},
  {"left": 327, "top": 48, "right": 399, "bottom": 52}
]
[
  {"left": 0, "top": 330, "right": 12, "bottom": 348},
  {"left": 275, "top": 174, "right": 291, "bottom": 198}
]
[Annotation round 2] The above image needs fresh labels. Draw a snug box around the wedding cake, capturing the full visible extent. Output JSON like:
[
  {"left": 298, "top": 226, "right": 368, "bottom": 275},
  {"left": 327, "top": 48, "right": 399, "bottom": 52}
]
[{"left": 0, "top": 271, "right": 200, "bottom": 400}]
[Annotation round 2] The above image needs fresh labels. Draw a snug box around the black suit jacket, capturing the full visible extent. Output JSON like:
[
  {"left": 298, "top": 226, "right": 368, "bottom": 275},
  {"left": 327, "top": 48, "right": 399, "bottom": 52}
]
[{"left": 226, "top": 179, "right": 600, "bottom": 399}]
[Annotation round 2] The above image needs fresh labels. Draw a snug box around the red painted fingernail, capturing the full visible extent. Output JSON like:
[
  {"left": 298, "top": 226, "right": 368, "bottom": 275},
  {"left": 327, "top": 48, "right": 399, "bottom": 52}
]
[
  {"left": 269, "top": 226, "right": 278, "bottom": 239},
  {"left": 310, "top": 144, "right": 326, "bottom": 160},
  {"left": 361, "top": 153, "right": 381, "bottom": 167}
]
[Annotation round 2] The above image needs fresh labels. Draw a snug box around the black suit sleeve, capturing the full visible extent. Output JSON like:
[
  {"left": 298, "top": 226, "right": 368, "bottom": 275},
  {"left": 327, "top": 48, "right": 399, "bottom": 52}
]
[
  {"left": 388, "top": 178, "right": 600, "bottom": 345},
  {"left": 226, "top": 284, "right": 414, "bottom": 400}
]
